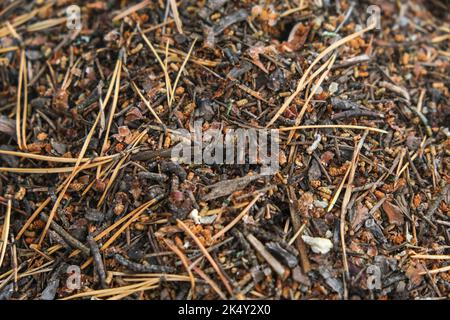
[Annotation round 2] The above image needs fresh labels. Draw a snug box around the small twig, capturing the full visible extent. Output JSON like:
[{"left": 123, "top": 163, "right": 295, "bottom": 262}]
[
  {"left": 245, "top": 233, "right": 287, "bottom": 278},
  {"left": 87, "top": 235, "right": 107, "bottom": 288}
]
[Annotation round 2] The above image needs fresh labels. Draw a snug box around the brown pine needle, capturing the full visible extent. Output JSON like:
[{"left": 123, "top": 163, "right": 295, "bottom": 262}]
[
  {"left": 411, "top": 254, "right": 450, "bottom": 260},
  {"left": 327, "top": 163, "right": 352, "bottom": 213},
  {"left": 97, "top": 155, "right": 128, "bottom": 207},
  {"left": 169, "top": 38, "right": 197, "bottom": 106},
  {"left": 155, "top": 47, "right": 219, "bottom": 67},
  {"left": 162, "top": 238, "right": 196, "bottom": 296},
  {"left": 169, "top": 0, "right": 183, "bottom": 34},
  {"left": 0, "top": 149, "right": 119, "bottom": 164},
  {"left": 279, "top": 124, "right": 387, "bottom": 134},
  {"left": 0, "top": 46, "right": 18, "bottom": 54},
  {"left": 177, "top": 219, "right": 233, "bottom": 296},
  {"left": 37, "top": 160, "right": 97, "bottom": 246},
  {"left": 131, "top": 81, "right": 163, "bottom": 124},
  {"left": 112, "top": 0, "right": 151, "bottom": 22},
  {"left": 21, "top": 49, "right": 28, "bottom": 149},
  {"left": 340, "top": 131, "right": 368, "bottom": 280},
  {"left": 212, "top": 193, "right": 261, "bottom": 241},
  {"left": 419, "top": 265, "right": 450, "bottom": 276},
  {"left": 142, "top": 19, "right": 174, "bottom": 33},
  {"left": 266, "top": 23, "right": 375, "bottom": 127},
  {"left": 100, "top": 198, "right": 157, "bottom": 250},
  {"left": 138, "top": 24, "right": 173, "bottom": 107},
  {"left": 100, "top": 59, "right": 122, "bottom": 155},
  {"left": 16, "top": 197, "right": 52, "bottom": 240},
  {"left": 97, "top": 129, "right": 149, "bottom": 207},
  {"left": 37, "top": 100, "right": 114, "bottom": 245},
  {"left": 26, "top": 17, "right": 67, "bottom": 32},
  {"left": 191, "top": 264, "right": 227, "bottom": 299},
  {"left": 15, "top": 49, "right": 25, "bottom": 150},
  {"left": 62, "top": 280, "right": 157, "bottom": 300},
  {"left": 286, "top": 53, "right": 337, "bottom": 144},
  {"left": 80, "top": 198, "right": 159, "bottom": 269},
  {"left": 0, "top": 159, "right": 112, "bottom": 174},
  {"left": 0, "top": 199, "right": 12, "bottom": 268}
]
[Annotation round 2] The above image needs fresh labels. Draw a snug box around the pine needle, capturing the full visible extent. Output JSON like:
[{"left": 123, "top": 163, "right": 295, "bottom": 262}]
[
  {"left": 286, "top": 53, "right": 337, "bottom": 144},
  {"left": 177, "top": 219, "right": 233, "bottom": 296},
  {"left": 26, "top": 17, "right": 67, "bottom": 32},
  {"left": 100, "top": 59, "right": 122, "bottom": 155},
  {"left": 112, "top": 0, "right": 151, "bottom": 22},
  {"left": 266, "top": 23, "right": 376, "bottom": 127},
  {"left": 162, "top": 238, "right": 196, "bottom": 296},
  {"left": 131, "top": 81, "right": 163, "bottom": 124},
  {"left": 0, "top": 199, "right": 12, "bottom": 268},
  {"left": 169, "top": 0, "right": 183, "bottom": 34},
  {"left": 0, "top": 159, "right": 112, "bottom": 174},
  {"left": 279, "top": 124, "right": 387, "bottom": 134},
  {"left": 15, "top": 49, "right": 25, "bottom": 150},
  {"left": 169, "top": 38, "right": 197, "bottom": 106},
  {"left": 138, "top": 25, "right": 172, "bottom": 107},
  {"left": 340, "top": 131, "right": 368, "bottom": 280},
  {"left": 21, "top": 49, "right": 28, "bottom": 149},
  {"left": 212, "top": 193, "right": 261, "bottom": 241},
  {"left": 0, "top": 149, "right": 118, "bottom": 163}
]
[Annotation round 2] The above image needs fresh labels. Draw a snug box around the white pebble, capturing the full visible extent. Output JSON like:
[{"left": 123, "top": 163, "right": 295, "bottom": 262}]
[
  {"left": 329, "top": 82, "right": 339, "bottom": 95},
  {"left": 302, "top": 235, "right": 333, "bottom": 254}
]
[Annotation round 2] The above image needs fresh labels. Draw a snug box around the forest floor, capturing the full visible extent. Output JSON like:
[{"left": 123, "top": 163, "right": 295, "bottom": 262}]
[{"left": 0, "top": 0, "right": 449, "bottom": 300}]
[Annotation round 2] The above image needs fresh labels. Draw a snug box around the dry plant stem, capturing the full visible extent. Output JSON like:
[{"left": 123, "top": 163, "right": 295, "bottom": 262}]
[
  {"left": 0, "top": 199, "right": 12, "bottom": 268},
  {"left": 340, "top": 131, "right": 368, "bottom": 280},
  {"left": 212, "top": 193, "right": 261, "bottom": 241},
  {"left": 176, "top": 219, "right": 234, "bottom": 296},
  {"left": 266, "top": 23, "right": 375, "bottom": 127}
]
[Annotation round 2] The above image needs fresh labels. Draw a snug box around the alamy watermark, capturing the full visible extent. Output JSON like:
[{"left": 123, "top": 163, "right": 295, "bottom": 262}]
[
  {"left": 66, "top": 5, "right": 82, "bottom": 31},
  {"left": 66, "top": 265, "right": 81, "bottom": 290},
  {"left": 170, "top": 121, "right": 279, "bottom": 175}
]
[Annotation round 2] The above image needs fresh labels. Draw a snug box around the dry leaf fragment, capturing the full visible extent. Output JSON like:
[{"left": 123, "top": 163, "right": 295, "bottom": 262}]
[{"left": 382, "top": 201, "right": 405, "bottom": 226}]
